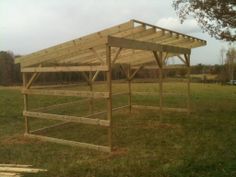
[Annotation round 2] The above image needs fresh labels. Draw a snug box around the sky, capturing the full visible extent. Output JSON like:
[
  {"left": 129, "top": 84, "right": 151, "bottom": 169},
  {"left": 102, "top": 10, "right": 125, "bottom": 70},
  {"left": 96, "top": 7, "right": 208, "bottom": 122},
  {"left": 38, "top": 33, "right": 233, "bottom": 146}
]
[{"left": 0, "top": 0, "right": 231, "bottom": 65}]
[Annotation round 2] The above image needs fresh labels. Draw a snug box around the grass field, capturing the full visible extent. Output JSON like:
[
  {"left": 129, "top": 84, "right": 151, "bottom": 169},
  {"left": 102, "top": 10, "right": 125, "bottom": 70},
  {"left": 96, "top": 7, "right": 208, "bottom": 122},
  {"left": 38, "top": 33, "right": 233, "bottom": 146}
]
[{"left": 0, "top": 82, "right": 236, "bottom": 177}]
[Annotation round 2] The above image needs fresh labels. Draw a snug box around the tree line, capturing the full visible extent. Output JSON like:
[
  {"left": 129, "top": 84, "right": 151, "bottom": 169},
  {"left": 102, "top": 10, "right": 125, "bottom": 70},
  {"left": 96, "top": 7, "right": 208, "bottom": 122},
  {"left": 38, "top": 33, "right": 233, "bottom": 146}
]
[{"left": 0, "top": 49, "right": 235, "bottom": 86}]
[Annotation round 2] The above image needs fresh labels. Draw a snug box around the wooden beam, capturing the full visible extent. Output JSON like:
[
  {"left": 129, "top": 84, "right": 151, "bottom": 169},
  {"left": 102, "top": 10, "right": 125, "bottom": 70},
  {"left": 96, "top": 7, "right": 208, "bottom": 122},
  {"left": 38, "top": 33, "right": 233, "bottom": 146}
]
[
  {"left": 108, "top": 36, "right": 191, "bottom": 54},
  {"left": 22, "top": 89, "right": 109, "bottom": 98},
  {"left": 119, "top": 64, "right": 129, "bottom": 79},
  {"left": 26, "top": 73, "right": 40, "bottom": 89},
  {"left": 132, "top": 65, "right": 187, "bottom": 70},
  {"left": 128, "top": 64, "right": 132, "bottom": 112},
  {"left": 25, "top": 133, "right": 111, "bottom": 152},
  {"left": 89, "top": 48, "right": 105, "bottom": 64},
  {"left": 112, "top": 47, "right": 122, "bottom": 65},
  {"left": 106, "top": 44, "right": 113, "bottom": 150},
  {"left": 177, "top": 55, "right": 187, "bottom": 65},
  {"left": 22, "top": 73, "right": 29, "bottom": 134},
  {"left": 0, "top": 167, "right": 47, "bottom": 173},
  {"left": 23, "top": 111, "right": 110, "bottom": 127},
  {"left": 32, "top": 99, "right": 90, "bottom": 112},
  {"left": 129, "top": 65, "right": 143, "bottom": 80},
  {"left": 15, "top": 21, "right": 133, "bottom": 66},
  {"left": 132, "top": 105, "right": 188, "bottom": 113},
  {"left": 21, "top": 66, "right": 108, "bottom": 73}
]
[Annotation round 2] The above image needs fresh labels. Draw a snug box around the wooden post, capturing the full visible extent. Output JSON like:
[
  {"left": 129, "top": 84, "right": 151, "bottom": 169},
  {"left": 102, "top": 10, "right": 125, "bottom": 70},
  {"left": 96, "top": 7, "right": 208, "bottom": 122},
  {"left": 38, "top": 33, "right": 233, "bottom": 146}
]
[
  {"left": 128, "top": 64, "right": 132, "bottom": 113},
  {"left": 106, "top": 44, "right": 112, "bottom": 151},
  {"left": 22, "top": 73, "right": 29, "bottom": 134},
  {"left": 186, "top": 54, "right": 191, "bottom": 115},
  {"left": 89, "top": 71, "right": 94, "bottom": 113},
  {"left": 159, "top": 52, "right": 163, "bottom": 119}
]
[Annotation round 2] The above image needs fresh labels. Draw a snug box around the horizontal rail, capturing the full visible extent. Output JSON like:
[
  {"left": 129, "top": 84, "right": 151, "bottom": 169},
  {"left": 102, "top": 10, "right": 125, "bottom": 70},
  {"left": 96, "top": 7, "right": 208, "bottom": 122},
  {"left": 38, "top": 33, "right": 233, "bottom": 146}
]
[
  {"left": 30, "top": 122, "right": 69, "bottom": 134},
  {"left": 132, "top": 105, "right": 188, "bottom": 113},
  {"left": 86, "top": 105, "right": 129, "bottom": 117},
  {"left": 132, "top": 65, "right": 187, "bottom": 70},
  {"left": 25, "top": 133, "right": 111, "bottom": 152},
  {"left": 22, "top": 89, "right": 109, "bottom": 98},
  {"left": 23, "top": 111, "right": 110, "bottom": 127},
  {"left": 21, "top": 65, "right": 109, "bottom": 73},
  {"left": 108, "top": 36, "right": 191, "bottom": 54},
  {"left": 32, "top": 99, "right": 90, "bottom": 112},
  {"left": 112, "top": 92, "right": 129, "bottom": 96},
  {"left": 132, "top": 92, "right": 187, "bottom": 96}
]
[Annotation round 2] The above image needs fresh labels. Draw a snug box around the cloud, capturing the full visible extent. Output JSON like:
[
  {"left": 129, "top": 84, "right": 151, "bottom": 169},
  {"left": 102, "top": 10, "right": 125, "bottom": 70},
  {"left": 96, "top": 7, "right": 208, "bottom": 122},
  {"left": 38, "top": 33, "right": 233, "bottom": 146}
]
[{"left": 156, "top": 17, "right": 201, "bottom": 34}]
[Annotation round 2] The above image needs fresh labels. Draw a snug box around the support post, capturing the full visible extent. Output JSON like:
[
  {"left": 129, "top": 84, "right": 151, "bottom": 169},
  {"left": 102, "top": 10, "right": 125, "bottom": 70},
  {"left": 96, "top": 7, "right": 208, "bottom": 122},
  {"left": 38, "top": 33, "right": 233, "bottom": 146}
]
[
  {"left": 185, "top": 54, "right": 191, "bottom": 115},
  {"left": 23, "top": 73, "right": 29, "bottom": 134},
  {"left": 89, "top": 71, "right": 94, "bottom": 113},
  {"left": 153, "top": 51, "right": 163, "bottom": 119},
  {"left": 106, "top": 44, "right": 112, "bottom": 151},
  {"left": 159, "top": 52, "right": 163, "bottom": 119},
  {"left": 128, "top": 64, "right": 132, "bottom": 113}
]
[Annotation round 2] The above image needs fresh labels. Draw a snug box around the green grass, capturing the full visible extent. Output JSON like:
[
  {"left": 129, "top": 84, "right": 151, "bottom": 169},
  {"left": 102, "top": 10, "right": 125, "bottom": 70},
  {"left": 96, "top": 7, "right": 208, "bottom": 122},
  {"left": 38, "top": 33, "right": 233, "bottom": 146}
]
[{"left": 0, "top": 82, "right": 236, "bottom": 177}]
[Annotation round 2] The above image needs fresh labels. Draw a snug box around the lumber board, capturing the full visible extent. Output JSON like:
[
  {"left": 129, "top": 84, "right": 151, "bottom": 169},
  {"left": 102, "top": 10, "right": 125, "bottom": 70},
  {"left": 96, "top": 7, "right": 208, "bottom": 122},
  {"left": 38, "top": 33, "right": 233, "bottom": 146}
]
[
  {"left": 108, "top": 36, "right": 191, "bottom": 54},
  {"left": 23, "top": 111, "right": 110, "bottom": 127},
  {"left": 0, "top": 172, "right": 21, "bottom": 177},
  {"left": 132, "top": 105, "right": 188, "bottom": 113},
  {"left": 22, "top": 89, "right": 109, "bottom": 98},
  {"left": 21, "top": 66, "right": 108, "bottom": 72},
  {"left": 25, "top": 133, "right": 111, "bottom": 152},
  {"left": 133, "top": 19, "right": 207, "bottom": 43},
  {"left": 32, "top": 99, "right": 89, "bottom": 112},
  {"left": 15, "top": 21, "right": 133, "bottom": 65},
  {"left": 0, "top": 167, "right": 47, "bottom": 173}
]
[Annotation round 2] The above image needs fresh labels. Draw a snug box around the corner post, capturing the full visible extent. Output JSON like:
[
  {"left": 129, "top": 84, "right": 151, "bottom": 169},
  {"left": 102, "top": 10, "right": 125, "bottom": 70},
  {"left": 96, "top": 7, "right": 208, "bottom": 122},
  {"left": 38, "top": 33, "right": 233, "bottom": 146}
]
[
  {"left": 89, "top": 71, "right": 94, "bottom": 113},
  {"left": 128, "top": 64, "right": 132, "bottom": 113},
  {"left": 185, "top": 54, "right": 191, "bottom": 115},
  {"left": 23, "top": 73, "right": 29, "bottom": 134},
  {"left": 106, "top": 44, "right": 112, "bottom": 151},
  {"left": 159, "top": 52, "right": 163, "bottom": 119}
]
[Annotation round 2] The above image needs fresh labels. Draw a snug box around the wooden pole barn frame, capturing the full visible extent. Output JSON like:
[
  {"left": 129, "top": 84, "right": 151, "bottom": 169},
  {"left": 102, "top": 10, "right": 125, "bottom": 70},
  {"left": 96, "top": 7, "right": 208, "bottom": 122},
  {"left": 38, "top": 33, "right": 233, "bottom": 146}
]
[{"left": 15, "top": 20, "right": 206, "bottom": 153}]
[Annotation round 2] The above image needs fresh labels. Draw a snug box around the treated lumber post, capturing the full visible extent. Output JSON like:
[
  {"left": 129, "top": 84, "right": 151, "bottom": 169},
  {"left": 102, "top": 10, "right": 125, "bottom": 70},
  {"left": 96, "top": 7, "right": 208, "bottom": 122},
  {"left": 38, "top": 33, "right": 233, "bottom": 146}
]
[
  {"left": 89, "top": 71, "right": 94, "bottom": 113},
  {"left": 185, "top": 54, "right": 191, "bottom": 115},
  {"left": 153, "top": 51, "right": 163, "bottom": 119},
  {"left": 128, "top": 64, "right": 132, "bottom": 113},
  {"left": 106, "top": 44, "right": 112, "bottom": 151},
  {"left": 159, "top": 52, "right": 163, "bottom": 119},
  {"left": 22, "top": 73, "right": 29, "bottom": 134}
]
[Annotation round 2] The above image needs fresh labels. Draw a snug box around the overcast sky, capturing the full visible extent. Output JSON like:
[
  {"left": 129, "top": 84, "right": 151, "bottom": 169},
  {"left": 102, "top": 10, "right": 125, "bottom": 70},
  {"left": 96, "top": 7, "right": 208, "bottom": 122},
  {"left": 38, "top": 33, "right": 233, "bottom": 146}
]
[{"left": 0, "top": 0, "right": 230, "bottom": 65}]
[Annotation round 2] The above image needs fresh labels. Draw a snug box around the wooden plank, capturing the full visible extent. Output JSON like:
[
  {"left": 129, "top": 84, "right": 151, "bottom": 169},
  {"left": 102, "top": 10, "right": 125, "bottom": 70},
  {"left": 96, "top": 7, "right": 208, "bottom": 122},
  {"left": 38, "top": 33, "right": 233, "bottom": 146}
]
[
  {"left": 85, "top": 105, "right": 129, "bottom": 118},
  {"left": 132, "top": 65, "right": 187, "bottom": 70},
  {"left": 23, "top": 111, "right": 110, "bottom": 127},
  {"left": 32, "top": 99, "right": 90, "bottom": 112},
  {"left": 0, "top": 164, "right": 31, "bottom": 168},
  {"left": 22, "top": 89, "right": 109, "bottom": 98},
  {"left": 0, "top": 172, "right": 21, "bottom": 177},
  {"left": 128, "top": 65, "right": 132, "bottom": 112},
  {"left": 108, "top": 36, "right": 191, "bottom": 54},
  {"left": 0, "top": 167, "right": 47, "bottom": 173},
  {"left": 21, "top": 66, "right": 108, "bottom": 73},
  {"left": 132, "top": 19, "right": 207, "bottom": 44},
  {"left": 89, "top": 48, "right": 105, "bottom": 64},
  {"left": 132, "top": 105, "right": 188, "bottom": 113},
  {"left": 15, "top": 21, "right": 133, "bottom": 65},
  {"left": 106, "top": 44, "right": 112, "bottom": 150},
  {"left": 112, "top": 47, "right": 122, "bottom": 65},
  {"left": 22, "top": 73, "right": 29, "bottom": 134},
  {"left": 25, "top": 133, "right": 111, "bottom": 152},
  {"left": 30, "top": 122, "right": 69, "bottom": 134}
]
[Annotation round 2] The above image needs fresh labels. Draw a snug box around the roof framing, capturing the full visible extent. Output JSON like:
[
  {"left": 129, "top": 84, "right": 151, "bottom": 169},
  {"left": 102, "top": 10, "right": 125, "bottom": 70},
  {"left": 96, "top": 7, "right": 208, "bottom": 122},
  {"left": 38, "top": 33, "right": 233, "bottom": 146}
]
[{"left": 15, "top": 19, "right": 206, "bottom": 68}]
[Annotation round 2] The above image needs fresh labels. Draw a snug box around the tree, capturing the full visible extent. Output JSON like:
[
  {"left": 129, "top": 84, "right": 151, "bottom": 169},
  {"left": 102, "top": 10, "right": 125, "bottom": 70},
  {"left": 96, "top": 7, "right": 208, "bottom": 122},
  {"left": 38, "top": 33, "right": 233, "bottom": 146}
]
[
  {"left": 0, "top": 51, "right": 14, "bottom": 85},
  {"left": 226, "top": 47, "right": 236, "bottom": 80},
  {"left": 172, "top": 0, "right": 236, "bottom": 41}
]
